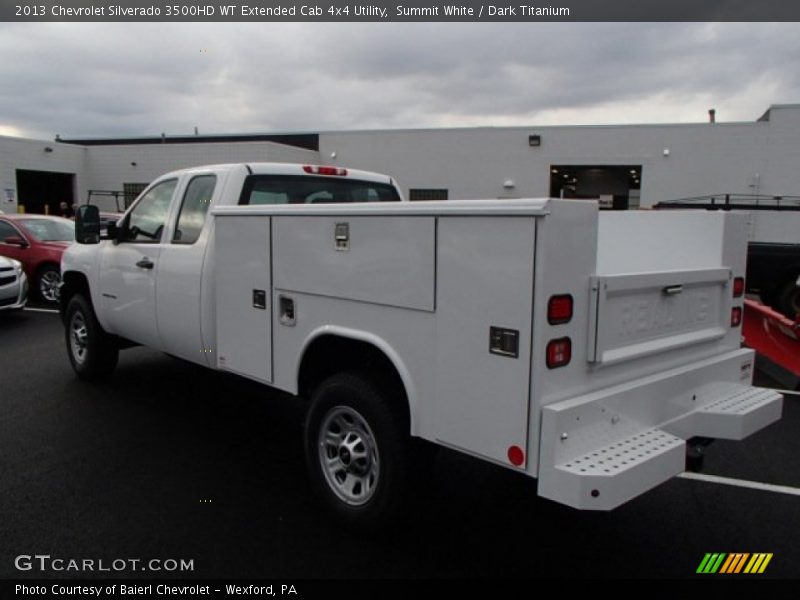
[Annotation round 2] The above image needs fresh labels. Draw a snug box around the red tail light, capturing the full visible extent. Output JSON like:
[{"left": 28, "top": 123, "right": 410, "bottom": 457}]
[
  {"left": 546, "top": 337, "right": 571, "bottom": 369},
  {"left": 548, "top": 294, "right": 573, "bottom": 325},
  {"left": 733, "top": 277, "right": 745, "bottom": 298},
  {"left": 731, "top": 307, "right": 742, "bottom": 327},
  {"left": 303, "top": 165, "right": 348, "bottom": 176}
]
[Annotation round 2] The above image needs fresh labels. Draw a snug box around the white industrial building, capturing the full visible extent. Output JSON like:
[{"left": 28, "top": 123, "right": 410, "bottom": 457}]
[{"left": 1, "top": 104, "right": 799, "bottom": 214}]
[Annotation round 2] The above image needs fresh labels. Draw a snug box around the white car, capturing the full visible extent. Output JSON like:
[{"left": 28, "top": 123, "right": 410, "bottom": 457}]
[{"left": 0, "top": 255, "right": 27, "bottom": 311}]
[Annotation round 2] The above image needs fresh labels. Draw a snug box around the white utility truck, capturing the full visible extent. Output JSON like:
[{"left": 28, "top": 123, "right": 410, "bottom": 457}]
[{"left": 61, "top": 163, "right": 782, "bottom": 527}]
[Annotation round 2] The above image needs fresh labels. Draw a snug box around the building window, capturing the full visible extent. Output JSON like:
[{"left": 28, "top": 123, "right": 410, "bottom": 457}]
[
  {"left": 123, "top": 183, "right": 148, "bottom": 209},
  {"left": 409, "top": 188, "right": 448, "bottom": 201},
  {"left": 549, "top": 165, "right": 641, "bottom": 210}
]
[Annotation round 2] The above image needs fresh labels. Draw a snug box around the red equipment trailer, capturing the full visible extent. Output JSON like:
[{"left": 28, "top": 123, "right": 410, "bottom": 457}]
[{"left": 743, "top": 298, "right": 800, "bottom": 390}]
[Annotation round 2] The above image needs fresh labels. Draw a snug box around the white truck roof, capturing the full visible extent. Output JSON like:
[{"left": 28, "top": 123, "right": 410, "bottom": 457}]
[
  {"left": 157, "top": 162, "right": 397, "bottom": 186},
  {"left": 215, "top": 198, "right": 552, "bottom": 217}
]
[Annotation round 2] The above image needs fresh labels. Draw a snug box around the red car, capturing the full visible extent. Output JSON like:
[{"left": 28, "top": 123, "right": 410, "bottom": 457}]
[{"left": 0, "top": 214, "right": 74, "bottom": 303}]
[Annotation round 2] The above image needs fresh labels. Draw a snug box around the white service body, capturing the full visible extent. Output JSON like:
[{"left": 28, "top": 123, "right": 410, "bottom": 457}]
[{"left": 62, "top": 163, "right": 782, "bottom": 511}]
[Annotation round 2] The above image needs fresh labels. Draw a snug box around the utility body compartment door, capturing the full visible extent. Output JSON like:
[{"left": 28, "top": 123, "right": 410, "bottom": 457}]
[
  {"left": 215, "top": 216, "right": 273, "bottom": 383},
  {"left": 433, "top": 217, "right": 536, "bottom": 467},
  {"left": 272, "top": 216, "right": 435, "bottom": 311}
]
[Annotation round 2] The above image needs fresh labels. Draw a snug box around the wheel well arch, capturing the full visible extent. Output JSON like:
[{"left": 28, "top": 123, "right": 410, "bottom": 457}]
[
  {"left": 297, "top": 330, "right": 416, "bottom": 434},
  {"left": 34, "top": 260, "right": 60, "bottom": 276},
  {"left": 59, "top": 270, "right": 91, "bottom": 322}
]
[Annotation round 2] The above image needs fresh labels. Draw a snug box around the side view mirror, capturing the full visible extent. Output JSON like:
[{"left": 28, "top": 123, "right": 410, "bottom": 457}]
[
  {"left": 3, "top": 235, "right": 29, "bottom": 248},
  {"left": 76, "top": 205, "right": 101, "bottom": 244}
]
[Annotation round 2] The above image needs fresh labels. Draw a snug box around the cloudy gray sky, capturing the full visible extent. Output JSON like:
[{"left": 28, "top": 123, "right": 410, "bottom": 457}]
[{"left": 1, "top": 22, "right": 799, "bottom": 140}]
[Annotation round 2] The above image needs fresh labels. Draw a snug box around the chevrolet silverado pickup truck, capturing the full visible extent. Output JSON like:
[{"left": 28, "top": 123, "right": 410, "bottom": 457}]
[{"left": 60, "top": 163, "right": 783, "bottom": 528}]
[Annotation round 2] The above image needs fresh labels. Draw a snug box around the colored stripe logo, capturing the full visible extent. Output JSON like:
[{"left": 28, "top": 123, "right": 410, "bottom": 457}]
[{"left": 697, "top": 553, "right": 773, "bottom": 574}]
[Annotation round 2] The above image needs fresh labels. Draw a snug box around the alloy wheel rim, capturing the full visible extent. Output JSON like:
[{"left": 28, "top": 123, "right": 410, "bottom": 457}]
[{"left": 40, "top": 271, "right": 60, "bottom": 302}]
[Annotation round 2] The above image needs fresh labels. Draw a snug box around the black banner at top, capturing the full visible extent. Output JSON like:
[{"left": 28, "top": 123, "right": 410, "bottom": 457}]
[{"left": 3, "top": 0, "right": 800, "bottom": 22}]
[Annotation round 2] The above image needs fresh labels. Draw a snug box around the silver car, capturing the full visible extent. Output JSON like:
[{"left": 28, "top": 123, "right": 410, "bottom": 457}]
[{"left": 0, "top": 255, "right": 27, "bottom": 311}]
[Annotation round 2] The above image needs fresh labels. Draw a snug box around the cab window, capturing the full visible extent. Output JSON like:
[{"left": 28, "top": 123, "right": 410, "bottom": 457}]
[
  {"left": 173, "top": 175, "right": 216, "bottom": 244},
  {"left": 239, "top": 175, "right": 401, "bottom": 205},
  {"left": 123, "top": 179, "right": 177, "bottom": 243}
]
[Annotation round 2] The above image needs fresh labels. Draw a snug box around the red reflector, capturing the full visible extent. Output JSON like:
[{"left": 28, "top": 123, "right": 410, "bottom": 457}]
[
  {"left": 733, "top": 277, "right": 745, "bottom": 298},
  {"left": 548, "top": 294, "right": 573, "bottom": 325},
  {"left": 731, "top": 307, "right": 742, "bottom": 327},
  {"left": 302, "top": 165, "right": 348, "bottom": 176},
  {"left": 546, "top": 337, "right": 571, "bottom": 369},
  {"left": 508, "top": 445, "right": 525, "bottom": 467}
]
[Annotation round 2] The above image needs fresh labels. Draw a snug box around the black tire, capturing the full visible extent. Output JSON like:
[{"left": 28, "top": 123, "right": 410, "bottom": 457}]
[
  {"left": 775, "top": 278, "right": 800, "bottom": 320},
  {"left": 685, "top": 451, "right": 705, "bottom": 473},
  {"left": 759, "top": 288, "right": 777, "bottom": 311},
  {"left": 64, "top": 294, "right": 119, "bottom": 381},
  {"left": 304, "top": 371, "right": 412, "bottom": 531},
  {"left": 36, "top": 264, "right": 61, "bottom": 304}
]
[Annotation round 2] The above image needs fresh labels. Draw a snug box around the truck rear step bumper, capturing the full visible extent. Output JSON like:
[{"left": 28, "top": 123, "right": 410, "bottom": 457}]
[{"left": 537, "top": 349, "right": 783, "bottom": 510}]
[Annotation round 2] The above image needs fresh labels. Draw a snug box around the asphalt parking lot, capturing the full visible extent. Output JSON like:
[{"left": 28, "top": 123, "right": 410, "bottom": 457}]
[{"left": 1, "top": 308, "right": 798, "bottom": 579}]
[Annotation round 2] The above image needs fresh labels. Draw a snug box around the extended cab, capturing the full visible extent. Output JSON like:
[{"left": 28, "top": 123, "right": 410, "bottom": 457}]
[{"left": 61, "top": 163, "right": 782, "bottom": 528}]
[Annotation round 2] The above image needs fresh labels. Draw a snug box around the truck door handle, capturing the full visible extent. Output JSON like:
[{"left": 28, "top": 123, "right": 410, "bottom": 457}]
[{"left": 136, "top": 258, "right": 155, "bottom": 270}]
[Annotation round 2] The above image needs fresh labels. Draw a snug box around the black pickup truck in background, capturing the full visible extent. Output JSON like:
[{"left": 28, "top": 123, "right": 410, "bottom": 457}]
[{"left": 655, "top": 194, "right": 800, "bottom": 319}]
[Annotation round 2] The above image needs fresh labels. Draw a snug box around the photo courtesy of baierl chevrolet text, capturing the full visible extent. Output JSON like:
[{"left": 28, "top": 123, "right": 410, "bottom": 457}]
[{"left": 1, "top": 0, "right": 799, "bottom": 595}]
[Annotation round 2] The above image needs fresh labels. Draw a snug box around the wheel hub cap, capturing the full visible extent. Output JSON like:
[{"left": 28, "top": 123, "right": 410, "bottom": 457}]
[
  {"left": 70, "top": 312, "right": 88, "bottom": 364},
  {"left": 318, "top": 406, "right": 380, "bottom": 506}
]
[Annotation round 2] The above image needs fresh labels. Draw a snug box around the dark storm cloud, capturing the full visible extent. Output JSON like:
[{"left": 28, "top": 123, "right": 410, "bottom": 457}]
[{"left": 0, "top": 22, "right": 798, "bottom": 139}]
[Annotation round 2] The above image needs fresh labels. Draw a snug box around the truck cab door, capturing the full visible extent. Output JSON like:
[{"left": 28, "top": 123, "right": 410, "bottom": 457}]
[
  {"left": 155, "top": 173, "right": 219, "bottom": 365},
  {"left": 98, "top": 178, "right": 178, "bottom": 348}
]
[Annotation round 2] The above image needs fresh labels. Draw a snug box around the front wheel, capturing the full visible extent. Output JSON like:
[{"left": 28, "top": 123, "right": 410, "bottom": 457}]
[
  {"left": 65, "top": 294, "right": 119, "bottom": 380},
  {"left": 304, "top": 372, "right": 412, "bottom": 531}
]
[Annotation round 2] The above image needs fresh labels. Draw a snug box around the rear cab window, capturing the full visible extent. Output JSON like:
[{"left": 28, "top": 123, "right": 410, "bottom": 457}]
[
  {"left": 239, "top": 175, "right": 401, "bottom": 206},
  {"left": 173, "top": 175, "right": 216, "bottom": 244}
]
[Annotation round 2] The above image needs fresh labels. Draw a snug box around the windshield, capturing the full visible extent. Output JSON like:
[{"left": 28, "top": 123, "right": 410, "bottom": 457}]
[{"left": 20, "top": 218, "right": 75, "bottom": 242}]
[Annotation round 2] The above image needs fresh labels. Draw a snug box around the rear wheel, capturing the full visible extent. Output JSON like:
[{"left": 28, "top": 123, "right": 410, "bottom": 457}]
[
  {"left": 37, "top": 264, "right": 61, "bottom": 303},
  {"left": 304, "top": 372, "right": 412, "bottom": 530},
  {"left": 65, "top": 294, "right": 119, "bottom": 380}
]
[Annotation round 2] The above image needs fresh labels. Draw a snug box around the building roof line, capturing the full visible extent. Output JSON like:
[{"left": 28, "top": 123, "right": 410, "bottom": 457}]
[{"left": 59, "top": 133, "right": 319, "bottom": 151}]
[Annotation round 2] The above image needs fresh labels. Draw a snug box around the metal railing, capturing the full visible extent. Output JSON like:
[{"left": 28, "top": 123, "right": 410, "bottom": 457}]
[{"left": 655, "top": 194, "right": 800, "bottom": 211}]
